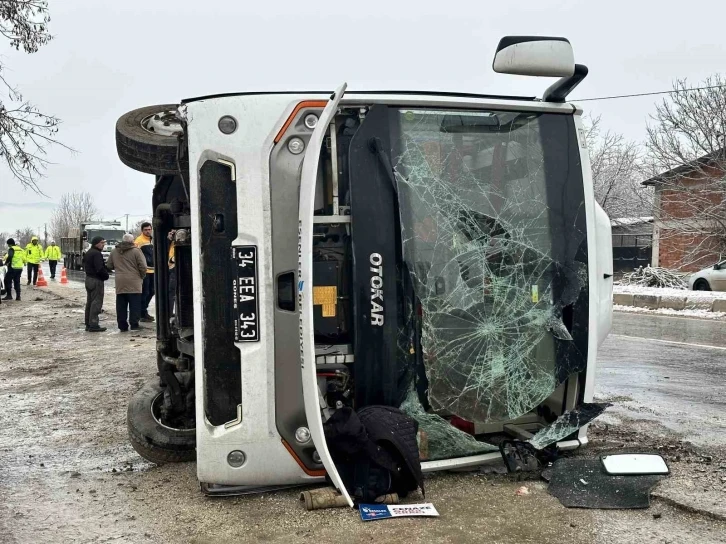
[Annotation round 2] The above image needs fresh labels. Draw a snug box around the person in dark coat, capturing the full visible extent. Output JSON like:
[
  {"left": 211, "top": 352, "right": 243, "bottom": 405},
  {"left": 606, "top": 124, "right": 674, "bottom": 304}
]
[
  {"left": 106, "top": 233, "right": 147, "bottom": 331},
  {"left": 3, "top": 238, "right": 25, "bottom": 301},
  {"left": 83, "top": 236, "right": 109, "bottom": 332}
]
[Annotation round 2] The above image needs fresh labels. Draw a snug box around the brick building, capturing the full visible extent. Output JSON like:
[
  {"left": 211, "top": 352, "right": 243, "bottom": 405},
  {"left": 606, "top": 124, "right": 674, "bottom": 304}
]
[{"left": 642, "top": 152, "right": 725, "bottom": 272}]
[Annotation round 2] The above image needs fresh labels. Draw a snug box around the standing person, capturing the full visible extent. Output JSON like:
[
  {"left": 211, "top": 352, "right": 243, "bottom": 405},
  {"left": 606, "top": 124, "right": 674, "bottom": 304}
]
[
  {"left": 135, "top": 222, "right": 155, "bottom": 322},
  {"left": 83, "top": 236, "right": 109, "bottom": 332},
  {"left": 3, "top": 238, "right": 25, "bottom": 301},
  {"left": 106, "top": 233, "right": 146, "bottom": 331},
  {"left": 44, "top": 240, "right": 62, "bottom": 280},
  {"left": 24, "top": 236, "right": 43, "bottom": 286}
]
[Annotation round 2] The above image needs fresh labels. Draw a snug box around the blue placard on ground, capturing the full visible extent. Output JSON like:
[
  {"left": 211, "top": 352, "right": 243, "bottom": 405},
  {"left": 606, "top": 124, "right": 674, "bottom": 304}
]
[{"left": 359, "top": 503, "right": 439, "bottom": 521}]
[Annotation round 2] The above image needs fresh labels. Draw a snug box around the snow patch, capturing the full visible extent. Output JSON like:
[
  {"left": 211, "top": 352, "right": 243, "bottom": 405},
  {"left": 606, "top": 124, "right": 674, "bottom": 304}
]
[
  {"left": 614, "top": 304, "right": 726, "bottom": 320},
  {"left": 614, "top": 284, "right": 724, "bottom": 300}
]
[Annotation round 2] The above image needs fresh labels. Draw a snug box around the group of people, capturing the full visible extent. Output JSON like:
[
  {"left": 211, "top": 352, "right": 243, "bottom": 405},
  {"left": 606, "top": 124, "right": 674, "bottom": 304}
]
[
  {"left": 2, "top": 223, "right": 157, "bottom": 335},
  {"left": 84, "top": 222, "right": 156, "bottom": 333},
  {"left": 2, "top": 236, "right": 63, "bottom": 303}
]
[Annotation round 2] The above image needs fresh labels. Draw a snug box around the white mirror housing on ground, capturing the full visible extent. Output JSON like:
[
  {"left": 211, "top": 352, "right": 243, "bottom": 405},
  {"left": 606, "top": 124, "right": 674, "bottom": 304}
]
[
  {"left": 492, "top": 36, "right": 575, "bottom": 77},
  {"left": 601, "top": 454, "right": 670, "bottom": 475}
]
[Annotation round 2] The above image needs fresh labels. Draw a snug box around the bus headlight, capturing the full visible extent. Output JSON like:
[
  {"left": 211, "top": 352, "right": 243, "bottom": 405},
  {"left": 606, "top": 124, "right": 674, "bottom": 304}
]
[{"left": 227, "top": 450, "right": 246, "bottom": 467}]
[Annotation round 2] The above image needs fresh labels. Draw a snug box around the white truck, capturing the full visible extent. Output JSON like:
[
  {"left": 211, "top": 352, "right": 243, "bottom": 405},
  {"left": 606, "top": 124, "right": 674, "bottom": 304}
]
[
  {"left": 60, "top": 222, "right": 126, "bottom": 270},
  {"left": 116, "top": 36, "right": 612, "bottom": 502}
]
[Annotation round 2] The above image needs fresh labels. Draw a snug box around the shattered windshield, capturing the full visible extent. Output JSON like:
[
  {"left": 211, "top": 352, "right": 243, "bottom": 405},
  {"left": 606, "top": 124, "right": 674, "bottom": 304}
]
[{"left": 392, "top": 109, "right": 589, "bottom": 426}]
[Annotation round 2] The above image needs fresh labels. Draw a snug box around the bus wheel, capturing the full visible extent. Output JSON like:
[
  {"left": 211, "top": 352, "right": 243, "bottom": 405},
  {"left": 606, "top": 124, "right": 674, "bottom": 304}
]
[
  {"left": 116, "top": 105, "right": 188, "bottom": 176},
  {"left": 127, "top": 380, "right": 196, "bottom": 464}
]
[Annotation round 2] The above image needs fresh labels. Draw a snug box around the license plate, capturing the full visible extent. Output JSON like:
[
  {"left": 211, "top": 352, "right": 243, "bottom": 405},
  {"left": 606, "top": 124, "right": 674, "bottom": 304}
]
[{"left": 233, "top": 246, "right": 259, "bottom": 342}]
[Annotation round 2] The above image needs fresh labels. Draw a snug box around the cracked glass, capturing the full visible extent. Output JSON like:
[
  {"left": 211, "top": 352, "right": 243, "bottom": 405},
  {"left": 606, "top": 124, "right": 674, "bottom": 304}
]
[
  {"left": 392, "top": 109, "right": 589, "bottom": 428},
  {"left": 528, "top": 402, "right": 610, "bottom": 450},
  {"left": 400, "top": 389, "right": 499, "bottom": 461}
]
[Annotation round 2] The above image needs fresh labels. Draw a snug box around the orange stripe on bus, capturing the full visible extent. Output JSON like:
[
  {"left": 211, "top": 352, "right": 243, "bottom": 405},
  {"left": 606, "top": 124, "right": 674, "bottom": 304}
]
[
  {"left": 273, "top": 100, "right": 328, "bottom": 143},
  {"left": 281, "top": 439, "right": 326, "bottom": 477}
]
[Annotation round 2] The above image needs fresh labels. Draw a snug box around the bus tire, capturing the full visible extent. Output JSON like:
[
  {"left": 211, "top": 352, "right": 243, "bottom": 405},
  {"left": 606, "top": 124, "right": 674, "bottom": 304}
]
[
  {"left": 116, "top": 104, "right": 188, "bottom": 176},
  {"left": 127, "top": 380, "right": 196, "bottom": 465}
]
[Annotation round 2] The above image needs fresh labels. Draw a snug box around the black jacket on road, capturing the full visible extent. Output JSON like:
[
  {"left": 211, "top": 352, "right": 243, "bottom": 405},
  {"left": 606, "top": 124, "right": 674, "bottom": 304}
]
[{"left": 83, "top": 247, "right": 109, "bottom": 281}]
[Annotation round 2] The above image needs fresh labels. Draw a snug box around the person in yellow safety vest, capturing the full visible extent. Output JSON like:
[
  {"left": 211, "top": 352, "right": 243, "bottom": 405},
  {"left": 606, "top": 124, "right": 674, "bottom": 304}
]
[
  {"left": 134, "top": 222, "right": 155, "bottom": 322},
  {"left": 4, "top": 238, "right": 26, "bottom": 301},
  {"left": 24, "top": 236, "right": 44, "bottom": 286},
  {"left": 44, "top": 240, "right": 62, "bottom": 280}
]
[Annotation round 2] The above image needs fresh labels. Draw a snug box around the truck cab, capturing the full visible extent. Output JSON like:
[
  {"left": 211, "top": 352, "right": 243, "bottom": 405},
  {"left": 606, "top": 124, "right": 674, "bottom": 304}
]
[
  {"left": 61, "top": 222, "right": 126, "bottom": 270},
  {"left": 116, "top": 36, "right": 612, "bottom": 501}
]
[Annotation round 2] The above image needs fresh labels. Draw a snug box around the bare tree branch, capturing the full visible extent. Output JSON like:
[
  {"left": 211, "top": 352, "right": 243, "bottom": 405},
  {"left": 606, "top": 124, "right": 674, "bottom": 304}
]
[
  {"left": 583, "top": 114, "right": 651, "bottom": 219},
  {"left": 0, "top": 0, "right": 71, "bottom": 192},
  {"left": 646, "top": 75, "right": 726, "bottom": 268},
  {"left": 10, "top": 225, "right": 35, "bottom": 247},
  {"left": 49, "top": 192, "right": 99, "bottom": 241}
]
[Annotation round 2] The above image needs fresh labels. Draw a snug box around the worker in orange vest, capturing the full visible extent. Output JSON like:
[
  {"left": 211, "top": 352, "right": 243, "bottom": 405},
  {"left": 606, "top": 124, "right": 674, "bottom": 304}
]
[{"left": 134, "top": 222, "right": 155, "bottom": 322}]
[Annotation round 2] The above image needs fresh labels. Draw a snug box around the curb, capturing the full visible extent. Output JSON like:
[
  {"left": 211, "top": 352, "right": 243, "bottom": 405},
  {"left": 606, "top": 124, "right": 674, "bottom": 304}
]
[
  {"left": 613, "top": 292, "right": 726, "bottom": 313},
  {"left": 653, "top": 492, "right": 726, "bottom": 522}
]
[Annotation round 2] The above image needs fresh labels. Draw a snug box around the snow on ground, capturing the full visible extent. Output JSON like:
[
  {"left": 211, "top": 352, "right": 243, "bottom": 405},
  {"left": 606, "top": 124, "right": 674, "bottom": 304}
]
[
  {"left": 613, "top": 304, "right": 726, "bottom": 320},
  {"left": 613, "top": 283, "right": 725, "bottom": 300}
]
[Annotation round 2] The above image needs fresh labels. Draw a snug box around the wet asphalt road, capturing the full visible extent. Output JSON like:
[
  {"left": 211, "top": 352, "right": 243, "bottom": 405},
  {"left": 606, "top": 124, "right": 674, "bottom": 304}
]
[
  {"left": 62, "top": 266, "right": 88, "bottom": 285},
  {"left": 597, "top": 312, "right": 726, "bottom": 448}
]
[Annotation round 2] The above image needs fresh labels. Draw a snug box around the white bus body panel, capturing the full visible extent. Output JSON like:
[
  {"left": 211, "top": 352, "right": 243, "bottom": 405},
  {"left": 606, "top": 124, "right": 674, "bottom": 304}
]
[
  {"left": 573, "top": 111, "right": 613, "bottom": 443},
  {"left": 297, "top": 84, "right": 353, "bottom": 506},
  {"left": 186, "top": 94, "right": 319, "bottom": 486}
]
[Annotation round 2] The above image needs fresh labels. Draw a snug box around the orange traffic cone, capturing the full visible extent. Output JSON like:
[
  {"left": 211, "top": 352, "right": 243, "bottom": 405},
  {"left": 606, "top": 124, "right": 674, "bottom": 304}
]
[
  {"left": 36, "top": 266, "right": 48, "bottom": 287},
  {"left": 60, "top": 267, "right": 69, "bottom": 285}
]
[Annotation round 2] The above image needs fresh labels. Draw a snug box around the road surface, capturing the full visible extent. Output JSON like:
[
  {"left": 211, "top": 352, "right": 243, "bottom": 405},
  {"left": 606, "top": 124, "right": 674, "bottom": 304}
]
[
  {"left": 1, "top": 286, "right": 725, "bottom": 543},
  {"left": 596, "top": 313, "right": 726, "bottom": 448}
]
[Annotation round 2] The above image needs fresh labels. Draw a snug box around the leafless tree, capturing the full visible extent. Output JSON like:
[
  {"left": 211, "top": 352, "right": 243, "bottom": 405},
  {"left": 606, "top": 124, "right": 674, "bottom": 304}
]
[
  {"left": 583, "top": 115, "right": 651, "bottom": 219},
  {"left": 12, "top": 226, "right": 35, "bottom": 247},
  {"left": 49, "top": 191, "right": 98, "bottom": 240},
  {"left": 1, "top": 1, "right": 71, "bottom": 192},
  {"left": 645, "top": 75, "right": 726, "bottom": 269}
]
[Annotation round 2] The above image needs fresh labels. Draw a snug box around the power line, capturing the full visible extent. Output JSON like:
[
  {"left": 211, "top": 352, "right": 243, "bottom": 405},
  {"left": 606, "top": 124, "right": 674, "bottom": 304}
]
[{"left": 574, "top": 83, "right": 726, "bottom": 102}]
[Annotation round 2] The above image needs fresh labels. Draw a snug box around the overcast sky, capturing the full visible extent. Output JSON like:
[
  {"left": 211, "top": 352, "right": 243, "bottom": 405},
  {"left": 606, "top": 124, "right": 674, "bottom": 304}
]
[{"left": 1, "top": 0, "right": 725, "bottom": 234}]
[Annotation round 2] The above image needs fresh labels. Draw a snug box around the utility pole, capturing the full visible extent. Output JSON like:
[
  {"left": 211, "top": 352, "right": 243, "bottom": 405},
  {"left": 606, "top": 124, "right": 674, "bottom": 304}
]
[
  {"left": 125, "top": 214, "right": 130, "bottom": 233},
  {"left": 44, "top": 223, "right": 48, "bottom": 247}
]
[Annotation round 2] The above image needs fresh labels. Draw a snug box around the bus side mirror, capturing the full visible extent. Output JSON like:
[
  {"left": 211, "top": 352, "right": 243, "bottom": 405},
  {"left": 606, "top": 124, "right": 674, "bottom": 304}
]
[
  {"left": 493, "top": 36, "right": 575, "bottom": 77},
  {"left": 82, "top": 231, "right": 88, "bottom": 240}
]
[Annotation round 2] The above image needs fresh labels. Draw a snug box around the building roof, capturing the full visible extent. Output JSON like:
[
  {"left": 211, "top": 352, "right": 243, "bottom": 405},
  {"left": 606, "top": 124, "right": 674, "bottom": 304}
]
[{"left": 641, "top": 148, "right": 725, "bottom": 186}]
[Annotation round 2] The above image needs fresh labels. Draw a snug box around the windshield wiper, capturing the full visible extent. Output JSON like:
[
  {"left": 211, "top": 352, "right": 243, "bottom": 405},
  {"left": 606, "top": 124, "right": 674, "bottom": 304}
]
[{"left": 368, "top": 137, "right": 399, "bottom": 195}]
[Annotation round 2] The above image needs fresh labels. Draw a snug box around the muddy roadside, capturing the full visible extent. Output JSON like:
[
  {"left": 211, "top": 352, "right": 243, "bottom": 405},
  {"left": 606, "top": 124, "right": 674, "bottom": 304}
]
[{"left": 0, "top": 286, "right": 724, "bottom": 543}]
